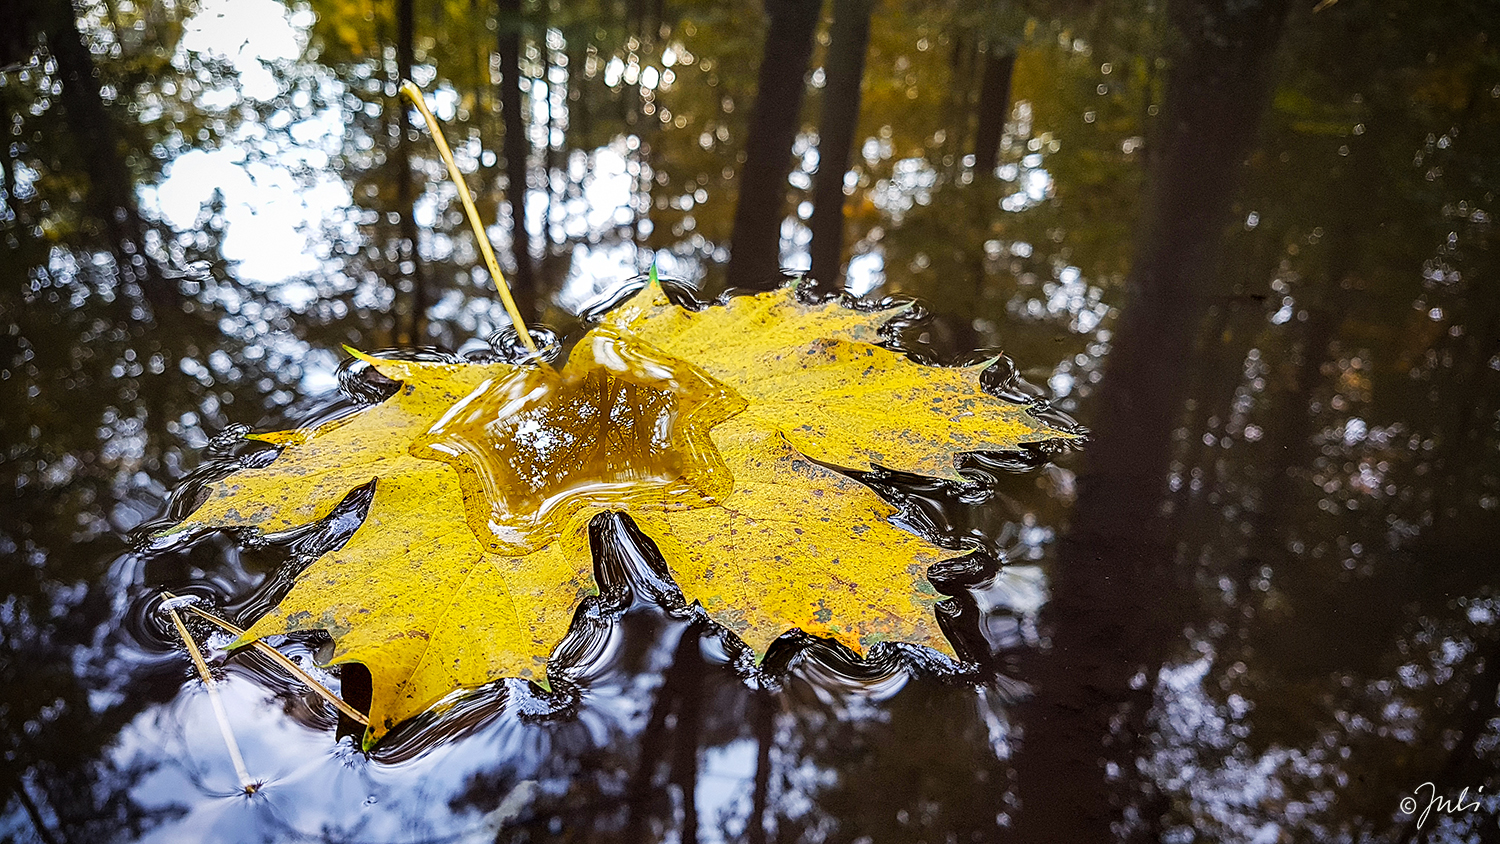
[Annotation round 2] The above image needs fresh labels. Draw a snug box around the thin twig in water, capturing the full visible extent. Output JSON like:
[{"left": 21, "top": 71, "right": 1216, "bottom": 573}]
[
  {"left": 161, "top": 591, "right": 369, "bottom": 726},
  {"left": 160, "top": 594, "right": 258, "bottom": 793}
]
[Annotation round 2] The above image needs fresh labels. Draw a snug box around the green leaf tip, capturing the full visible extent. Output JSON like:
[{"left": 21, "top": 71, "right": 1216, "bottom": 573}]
[{"left": 342, "top": 344, "right": 382, "bottom": 367}]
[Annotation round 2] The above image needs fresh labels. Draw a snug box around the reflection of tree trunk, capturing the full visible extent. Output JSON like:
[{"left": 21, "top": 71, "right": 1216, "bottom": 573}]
[
  {"left": 1251, "top": 131, "right": 1388, "bottom": 567},
  {"left": 563, "top": 34, "right": 590, "bottom": 241},
  {"left": 971, "top": 44, "right": 1015, "bottom": 177},
  {"left": 42, "top": 0, "right": 175, "bottom": 315},
  {"left": 1168, "top": 298, "right": 1262, "bottom": 596},
  {"left": 725, "top": 0, "right": 823, "bottom": 290},
  {"left": 670, "top": 665, "right": 702, "bottom": 844},
  {"left": 936, "top": 42, "right": 1016, "bottom": 354},
  {"left": 808, "top": 0, "right": 872, "bottom": 290},
  {"left": 1244, "top": 299, "right": 1336, "bottom": 568},
  {"left": 624, "top": 625, "right": 703, "bottom": 844},
  {"left": 943, "top": 33, "right": 979, "bottom": 180},
  {"left": 1240, "top": 133, "right": 1378, "bottom": 645},
  {"left": 1170, "top": 193, "right": 1284, "bottom": 534},
  {"left": 1011, "top": 0, "right": 1290, "bottom": 839},
  {"left": 747, "top": 693, "right": 774, "bottom": 844},
  {"left": 395, "top": 0, "right": 426, "bottom": 343},
  {"left": 946, "top": 43, "right": 1015, "bottom": 355},
  {"left": 498, "top": 0, "right": 537, "bottom": 318},
  {"left": 630, "top": 2, "right": 658, "bottom": 275}
]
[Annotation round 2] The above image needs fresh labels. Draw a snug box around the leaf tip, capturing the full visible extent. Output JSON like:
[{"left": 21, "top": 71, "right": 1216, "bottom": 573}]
[
  {"left": 645, "top": 263, "right": 667, "bottom": 303},
  {"left": 965, "top": 355, "right": 1003, "bottom": 374},
  {"left": 245, "top": 429, "right": 303, "bottom": 446},
  {"left": 342, "top": 344, "right": 379, "bottom": 365}
]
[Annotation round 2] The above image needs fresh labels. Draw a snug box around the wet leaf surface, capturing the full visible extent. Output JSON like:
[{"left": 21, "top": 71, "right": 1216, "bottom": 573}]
[{"left": 162, "top": 281, "right": 1069, "bottom": 741}]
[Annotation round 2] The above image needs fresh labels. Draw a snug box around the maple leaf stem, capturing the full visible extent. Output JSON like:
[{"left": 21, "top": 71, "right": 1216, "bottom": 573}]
[
  {"left": 399, "top": 80, "right": 540, "bottom": 358},
  {"left": 160, "top": 595, "right": 258, "bottom": 794}
]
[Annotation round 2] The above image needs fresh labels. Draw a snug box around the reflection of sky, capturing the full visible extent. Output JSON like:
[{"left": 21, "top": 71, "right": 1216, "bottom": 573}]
[
  {"left": 115, "top": 675, "right": 535, "bottom": 842},
  {"left": 1145, "top": 655, "right": 1296, "bottom": 844},
  {"left": 107, "top": 615, "right": 797, "bottom": 842},
  {"left": 697, "top": 738, "right": 759, "bottom": 842},
  {"left": 99, "top": 575, "right": 1046, "bottom": 842},
  {"left": 142, "top": 0, "right": 349, "bottom": 288},
  {"left": 148, "top": 145, "right": 349, "bottom": 288},
  {"left": 142, "top": 0, "right": 932, "bottom": 311},
  {"left": 149, "top": 0, "right": 657, "bottom": 314},
  {"left": 178, "top": 0, "right": 304, "bottom": 101},
  {"left": 553, "top": 142, "right": 647, "bottom": 311}
]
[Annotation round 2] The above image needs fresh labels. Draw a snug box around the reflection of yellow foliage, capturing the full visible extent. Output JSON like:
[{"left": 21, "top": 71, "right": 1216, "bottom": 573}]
[{"left": 165, "top": 281, "right": 1068, "bottom": 743}]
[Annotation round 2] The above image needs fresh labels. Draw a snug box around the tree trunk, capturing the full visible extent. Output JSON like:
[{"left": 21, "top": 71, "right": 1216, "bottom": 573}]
[
  {"left": 725, "top": 0, "right": 824, "bottom": 291},
  {"left": 1011, "top": 0, "right": 1291, "bottom": 839},
  {"left": 395, "top": 0, "right": 427, "bottom": 343},
  {"left": 498, "top": 0, "right": 538, "bottom": 318},
  {"left": 971, "top": 44, "right": 1015, "bottom": 177},
  {"left": 807, "top": 0, "right": 873, "bottom": 291}
]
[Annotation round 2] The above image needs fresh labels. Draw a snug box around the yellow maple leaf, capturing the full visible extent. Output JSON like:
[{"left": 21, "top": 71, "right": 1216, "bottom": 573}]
[{"left": 161, "top": 279, "right": 1070, "bottom": 744}]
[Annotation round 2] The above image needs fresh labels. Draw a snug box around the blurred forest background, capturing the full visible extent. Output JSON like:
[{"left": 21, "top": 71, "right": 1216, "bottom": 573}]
[{"left": 2, "top": 0, "right": 1500, "bottom": 840}]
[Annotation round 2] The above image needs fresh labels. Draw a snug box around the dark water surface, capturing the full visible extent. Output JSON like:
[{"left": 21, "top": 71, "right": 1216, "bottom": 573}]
[{"left": 4, "top": 0, "right": 1500, "bottom": 841}]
